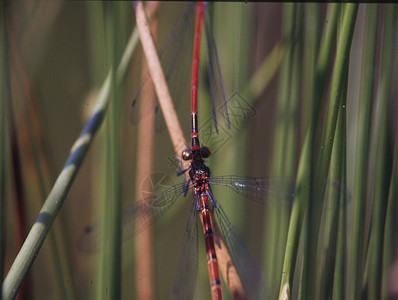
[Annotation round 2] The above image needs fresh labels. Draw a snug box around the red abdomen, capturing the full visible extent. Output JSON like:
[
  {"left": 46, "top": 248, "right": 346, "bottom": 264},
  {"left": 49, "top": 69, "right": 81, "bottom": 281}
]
[{"left": 200, "top": 192, "right": 223, "bottom": 300}]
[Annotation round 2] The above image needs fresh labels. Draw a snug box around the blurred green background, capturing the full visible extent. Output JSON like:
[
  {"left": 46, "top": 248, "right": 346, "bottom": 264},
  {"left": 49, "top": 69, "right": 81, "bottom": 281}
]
[{"left": 2, "top": 2, "right": 397, "bottom": 300}]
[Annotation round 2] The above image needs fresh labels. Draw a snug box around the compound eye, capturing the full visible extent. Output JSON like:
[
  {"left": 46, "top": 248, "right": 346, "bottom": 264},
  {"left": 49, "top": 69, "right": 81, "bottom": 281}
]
[
  {"left": 182, "top": 149, "right": 192, "bottom": 160},
  {"left": 200, "top": 146, "right": 211, "bottom": 158}
]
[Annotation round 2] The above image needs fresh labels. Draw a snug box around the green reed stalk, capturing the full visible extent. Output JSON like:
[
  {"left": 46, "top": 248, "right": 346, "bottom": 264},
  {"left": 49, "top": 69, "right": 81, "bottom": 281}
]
[
  {"left": 278, "top": 4, "right": 340, "bottom": 299},
  {"left": 302, "top": 4, "right": 357, "bottom": 299},
  {"left": 97, "top": 4, "right": 125, "bottom": 300},
  {"left": 87, "top": 4, "right": 108, "bottom": 299},
  {"left": 296, "top": 5, "right": 320, "bottom": 298},
  {"left": 348, "top": 6, "right": 379, "bottom": 299},
  {"left": 315, "top": 2, "right": 358, "bottom": 198},
  {"left": 366, "top": 6, "right": 395, "bottom": 299},
  {"left": 317, "top": 70, "right": 348, "bottom": 300},
  {"left": 266, "top": 4, "right": 301, "bottom": 298},
  {"left": 332, "top": 111, "right": 347, "bottom": 300}
]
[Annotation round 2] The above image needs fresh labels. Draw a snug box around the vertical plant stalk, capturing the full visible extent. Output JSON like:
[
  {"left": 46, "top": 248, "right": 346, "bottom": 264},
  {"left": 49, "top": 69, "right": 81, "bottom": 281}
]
[
  {"left": 97, "top": 4, "right": 124, "bottom": 300},
  {"left": 317, "top": 72, "right": 348, "bottom": 300},
  {"left": 366, "top": 5, "right": 395, "bottom": 299},
  {"left": 266, "top": 4, "right": 301, "bottom": 298},
  {"left": 296, "top": 5, "right": 320, "bottom": 298},
  {"left": 134, "top": 1, "right": 245, "bottom": 297},
  {"left": 1, "top": 4, "right": 160, "bottom": 299},
  {"left": 134, "top": 3, "right": 158, "bottom": 299},
  {"left": 332, "top": 109, "right": 348, "bottom": 300},
  {"left": 278, "top": 4, "right": 340, "bottom": 299},
  {"left": 302, "top": 4, "right": 357, "bottom": 299},
  {"left": 348, "top": 6, "right": 379, "bottom": 299},
  {"left": 315, "top": 4, "right": 358, "bottom": 190}
]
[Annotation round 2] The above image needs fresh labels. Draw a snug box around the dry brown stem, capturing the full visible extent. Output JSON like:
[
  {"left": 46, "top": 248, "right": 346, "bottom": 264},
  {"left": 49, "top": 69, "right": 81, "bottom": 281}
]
[
  {"left": 134, "top": 3, "right": 159, "bottom": 300},
  {"left": 135, "top": 1, "right": 188, "bottom": 167}
]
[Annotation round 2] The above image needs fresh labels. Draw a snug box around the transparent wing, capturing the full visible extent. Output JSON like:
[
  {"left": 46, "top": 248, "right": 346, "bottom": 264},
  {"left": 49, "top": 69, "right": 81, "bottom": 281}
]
[
  {"left": 76, "top": 181, "right": 187, "bottom": 252},
  {"left": 203, "top": 4, "right": 229, "bottom": 133},
  {"left": 172, "top": 196, "right": 199, "bottom": 300},
  {"left": 209, "top": 175, "right": 350, "bottom": 210},
  {"left": 209, "top": 176, "right": 296, "bottom": 207},
  {"left": 209, "top": 190, "right": 269, "bottom": 299}
]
